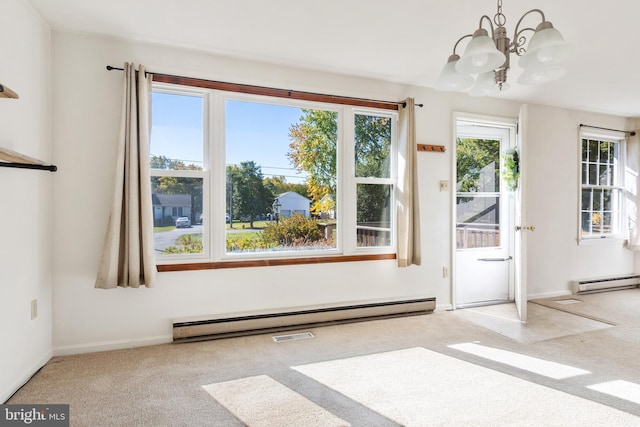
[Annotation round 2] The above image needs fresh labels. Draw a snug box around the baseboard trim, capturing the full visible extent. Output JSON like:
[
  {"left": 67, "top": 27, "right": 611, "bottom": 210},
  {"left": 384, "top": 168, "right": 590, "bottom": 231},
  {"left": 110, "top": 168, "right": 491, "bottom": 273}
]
[
  {"left": 2, "top": 351, "right": 52, "bottom": 404},
  {"left": 53, "top": 335, "right": 172, "bottom": 357}
]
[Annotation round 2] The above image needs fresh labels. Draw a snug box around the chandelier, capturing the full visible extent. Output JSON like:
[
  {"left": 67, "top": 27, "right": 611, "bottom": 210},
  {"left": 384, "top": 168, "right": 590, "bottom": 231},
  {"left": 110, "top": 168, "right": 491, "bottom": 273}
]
[{"left": 434, "top": 0, "right": 572, "bottom": 96}]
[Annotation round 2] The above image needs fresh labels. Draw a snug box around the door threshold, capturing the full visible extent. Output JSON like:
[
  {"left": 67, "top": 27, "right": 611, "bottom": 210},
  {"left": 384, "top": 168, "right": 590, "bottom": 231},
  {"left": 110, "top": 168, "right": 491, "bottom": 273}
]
[{"left": 455, "top": 300, "right": 512, "bottom": 309}]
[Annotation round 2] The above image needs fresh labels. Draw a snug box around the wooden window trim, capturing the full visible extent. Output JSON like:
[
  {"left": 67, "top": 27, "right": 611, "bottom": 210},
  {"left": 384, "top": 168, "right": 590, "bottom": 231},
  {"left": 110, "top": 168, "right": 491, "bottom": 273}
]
[
  {"left": 157, "top": 253, "right": 396, "bottom": 272},
  {"left": 153, "top": 74, "right": 399, "bottom": 111}
]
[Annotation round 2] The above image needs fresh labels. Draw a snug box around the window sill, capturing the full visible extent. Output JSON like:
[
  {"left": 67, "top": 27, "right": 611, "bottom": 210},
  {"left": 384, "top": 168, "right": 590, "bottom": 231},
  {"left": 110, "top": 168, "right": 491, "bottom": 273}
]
[
  {"left": 157, "top": 253, "right": 397, "bottom": 272},
  {"left": 577, "top": 237, "right": 627, "bottom": 246}
]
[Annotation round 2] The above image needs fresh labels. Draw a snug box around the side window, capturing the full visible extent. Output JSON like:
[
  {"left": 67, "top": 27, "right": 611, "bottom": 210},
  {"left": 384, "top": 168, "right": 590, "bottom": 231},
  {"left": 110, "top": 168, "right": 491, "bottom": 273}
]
[
  {"left": 580, "top": 133, "right": 624, "bottom": 240},
  {"left": 354, "top": 113, "right": 394, "bottom": 248},
  {"left": 150, "top": 90, "right": 206, "bottom": 256}
]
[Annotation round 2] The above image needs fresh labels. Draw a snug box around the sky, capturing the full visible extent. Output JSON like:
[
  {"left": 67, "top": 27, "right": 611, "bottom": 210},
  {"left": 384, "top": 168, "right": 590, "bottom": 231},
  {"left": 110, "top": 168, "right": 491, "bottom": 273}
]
[{"left": 150, "top": 92, "right": 309, "bottom": 183}]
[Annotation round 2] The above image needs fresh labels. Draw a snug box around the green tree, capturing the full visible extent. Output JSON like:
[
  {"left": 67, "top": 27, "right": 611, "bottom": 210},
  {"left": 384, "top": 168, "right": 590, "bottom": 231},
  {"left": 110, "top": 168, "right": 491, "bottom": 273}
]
[
  {"left": 263, "top": 176, "right": 309, "bottom": 199},
  {"left": 288, "top": 109, "right": 338, "bottom": 215},
  {"left": 230, "top": 161, "right": 274, "bottom": 228},
  {"left": 354, "top": 114, "right": 391, "bottom": 222},
  {"left": 355, "top": 114, "right": 391, "bottom": 178},
  {"left": 456, "top": 138, "right": 501, "bottom": 193},
  {"left": 288, "top": 110, "right": 392, "bottom": 222}
]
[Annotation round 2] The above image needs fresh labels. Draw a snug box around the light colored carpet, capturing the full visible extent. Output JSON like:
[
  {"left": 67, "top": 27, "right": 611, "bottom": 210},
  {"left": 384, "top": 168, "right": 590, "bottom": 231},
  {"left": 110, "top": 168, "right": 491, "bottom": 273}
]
[
  {"left": 293, "top": 346, "right": 639, "bottom": 426},
  {"left": 203, "top": 375, "right": 349, "bottom": 427},
  {"left": 7, "top": 292, "right": 640, "bottom": 425}
]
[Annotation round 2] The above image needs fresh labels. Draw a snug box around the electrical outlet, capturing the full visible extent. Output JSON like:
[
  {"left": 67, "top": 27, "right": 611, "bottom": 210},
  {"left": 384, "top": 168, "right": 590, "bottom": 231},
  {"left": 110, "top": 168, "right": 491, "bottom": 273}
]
[
  {"left": 31, "top": 299, "right": 38, "bottom": 320},
  {"left": 443, "top": 267, "right": 449, "bottom": 278},
  {"left": 439, "top": 180, "right": 450, "bottom": 192}
]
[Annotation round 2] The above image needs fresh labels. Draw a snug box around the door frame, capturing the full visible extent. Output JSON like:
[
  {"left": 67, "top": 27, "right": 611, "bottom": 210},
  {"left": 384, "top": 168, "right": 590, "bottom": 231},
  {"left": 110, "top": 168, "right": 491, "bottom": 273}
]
[{"left": 450, "top": 112, "right": 518, "bottom": 310}]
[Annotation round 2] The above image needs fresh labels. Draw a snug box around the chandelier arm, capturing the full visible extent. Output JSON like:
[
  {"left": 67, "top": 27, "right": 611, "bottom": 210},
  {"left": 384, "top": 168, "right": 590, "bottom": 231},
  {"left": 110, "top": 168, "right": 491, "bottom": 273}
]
[
  {"left": 478, "top": 15, "right": 495, "bottom": 36},
  {"left": 511, "top": 9, "right": 546, "bottom": 55},
  {"left": 452, "top": 34, "right": 474, "bottom": 55},
  {"left": 511, "top": 27, "right": 537, "bottom": 55}
]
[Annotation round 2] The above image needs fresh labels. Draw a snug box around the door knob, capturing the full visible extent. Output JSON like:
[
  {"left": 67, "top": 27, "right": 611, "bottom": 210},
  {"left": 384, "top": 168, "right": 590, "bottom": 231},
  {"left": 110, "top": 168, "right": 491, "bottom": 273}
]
[{"left": 515, "top": 225, "right": 535, "bottom": 232}]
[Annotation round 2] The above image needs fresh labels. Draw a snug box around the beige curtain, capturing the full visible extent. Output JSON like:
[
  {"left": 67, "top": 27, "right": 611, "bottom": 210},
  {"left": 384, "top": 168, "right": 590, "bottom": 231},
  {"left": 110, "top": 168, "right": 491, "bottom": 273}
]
[
  {"left": 627, "top": 131, "right": 640, "bottom": 250},
  {"left": 95, "top": 63, "right": 156, "bottom": 288},
  {"left": 397, "top": 98, "right": 421, "bottom": 266}
]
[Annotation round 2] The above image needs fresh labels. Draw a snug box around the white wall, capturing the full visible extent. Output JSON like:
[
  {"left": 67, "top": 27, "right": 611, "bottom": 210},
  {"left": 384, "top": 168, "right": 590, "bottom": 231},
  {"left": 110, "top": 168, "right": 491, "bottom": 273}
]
[
  {"left": 525, "top": 105, "right": 635, "bottom": 297},
  {"left": 0, "top": 0, "right": 52, "bottom": 402},
  {"left": 50, "top": 31, "right": 637, "bottom": 355}
]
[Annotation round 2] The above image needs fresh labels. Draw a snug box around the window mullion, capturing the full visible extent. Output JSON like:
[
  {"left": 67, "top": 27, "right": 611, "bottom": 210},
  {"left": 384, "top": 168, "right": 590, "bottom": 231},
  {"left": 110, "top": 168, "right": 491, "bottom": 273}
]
[{"left": 342, "top": 107, "right": 355, "bottom": 254}]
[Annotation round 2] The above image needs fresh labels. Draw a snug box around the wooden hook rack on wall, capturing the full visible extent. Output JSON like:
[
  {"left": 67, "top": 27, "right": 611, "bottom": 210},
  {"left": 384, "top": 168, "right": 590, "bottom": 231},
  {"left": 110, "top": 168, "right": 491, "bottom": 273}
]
[{"left": 417, "top": 144, "right": 445, "bottom": 153}]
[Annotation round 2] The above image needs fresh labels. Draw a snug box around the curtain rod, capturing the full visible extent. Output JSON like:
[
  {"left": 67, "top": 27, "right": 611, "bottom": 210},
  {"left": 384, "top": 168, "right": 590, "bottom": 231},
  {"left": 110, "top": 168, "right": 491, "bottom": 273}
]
[
  {"left": 579, "top": 123, "right": 636, "bottom": 137},
  {"left": 106, "top": 65, "right": 422, "bottom": 110}
]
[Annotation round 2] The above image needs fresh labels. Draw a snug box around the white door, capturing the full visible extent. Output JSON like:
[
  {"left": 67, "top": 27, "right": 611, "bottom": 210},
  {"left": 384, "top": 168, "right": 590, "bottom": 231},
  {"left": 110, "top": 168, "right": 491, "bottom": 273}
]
[
  {"left": 514, "top": 105, "right": 529, "bottom": 322},
  {"left": 455, "top": 121, "right": 515, "bottom": 307}
]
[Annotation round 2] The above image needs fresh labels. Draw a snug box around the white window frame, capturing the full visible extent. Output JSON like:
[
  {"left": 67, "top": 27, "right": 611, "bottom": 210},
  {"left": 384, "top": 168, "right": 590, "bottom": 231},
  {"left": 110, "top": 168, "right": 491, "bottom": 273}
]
[
  {"left": 151, "top": 86, "right": 209, "bottom": 263},
  {"left": 152, "top": 84, "right": 398, "bottom": 265},
  {"left": 578, "top": 129, "right": 626, "bottom": 244}
]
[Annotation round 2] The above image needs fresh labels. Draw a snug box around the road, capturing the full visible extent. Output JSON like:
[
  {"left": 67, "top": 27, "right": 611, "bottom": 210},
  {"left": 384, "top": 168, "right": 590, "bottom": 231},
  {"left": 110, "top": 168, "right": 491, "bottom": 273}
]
[{"left": 154, "top": 224, "right": 203, "bottom": 252}]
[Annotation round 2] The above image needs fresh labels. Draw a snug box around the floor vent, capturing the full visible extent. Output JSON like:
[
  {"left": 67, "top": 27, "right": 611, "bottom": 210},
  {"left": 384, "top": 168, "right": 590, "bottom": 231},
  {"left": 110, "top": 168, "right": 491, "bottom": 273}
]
[
  {"left": 173, "top": 297, "right": 436, "bottom": 343},
  {"left": 272, "top": 332, "right": 314, "bottom": 343},
  {"left": 571, "top": 275, "right": 640, "bottom": 294}
]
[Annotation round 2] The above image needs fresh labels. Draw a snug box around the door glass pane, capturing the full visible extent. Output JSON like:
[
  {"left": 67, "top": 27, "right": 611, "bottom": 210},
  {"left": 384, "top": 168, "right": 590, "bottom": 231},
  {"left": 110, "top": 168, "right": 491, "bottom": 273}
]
[
  {"left": 356, "top": 184, "right": 392, "bottom": 247},
  {"left": 456, "top": 138, "right": 501, "bottom": 192},
  {"left": 456, "top": 196, "right": 500, "bottom": 249}
]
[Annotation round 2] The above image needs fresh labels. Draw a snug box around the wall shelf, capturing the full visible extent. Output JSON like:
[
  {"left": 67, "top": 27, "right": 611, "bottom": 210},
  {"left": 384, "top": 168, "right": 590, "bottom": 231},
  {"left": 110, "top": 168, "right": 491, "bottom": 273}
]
[
  {"left": 0, "top": 83, "right": 19, "bottom": 99},
  {"left": 0, "top": 146, "right": 57, "bottom": 172}
]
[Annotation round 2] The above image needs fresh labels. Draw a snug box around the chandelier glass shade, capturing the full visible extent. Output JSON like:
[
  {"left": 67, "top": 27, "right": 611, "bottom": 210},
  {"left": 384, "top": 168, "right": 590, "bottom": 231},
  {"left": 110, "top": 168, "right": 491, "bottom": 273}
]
[{"left": 434, "top": 0, "right": 572, "bottom": 95}]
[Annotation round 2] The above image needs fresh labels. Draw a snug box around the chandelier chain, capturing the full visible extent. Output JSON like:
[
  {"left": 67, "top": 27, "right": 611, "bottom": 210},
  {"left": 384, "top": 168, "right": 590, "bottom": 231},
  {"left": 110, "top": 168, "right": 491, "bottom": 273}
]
[{"left": 494, "top": 0, "right": 506, "bottom": 27}]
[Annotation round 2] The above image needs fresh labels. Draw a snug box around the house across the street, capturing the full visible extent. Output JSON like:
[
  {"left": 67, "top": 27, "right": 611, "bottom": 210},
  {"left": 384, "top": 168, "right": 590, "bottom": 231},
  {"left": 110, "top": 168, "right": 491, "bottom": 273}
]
[
  {"left": 274, "top": 191, "right": 310, "bottom": 218},
  {"left": 152, "top": 193, "right": 192, "bottom": 226}
]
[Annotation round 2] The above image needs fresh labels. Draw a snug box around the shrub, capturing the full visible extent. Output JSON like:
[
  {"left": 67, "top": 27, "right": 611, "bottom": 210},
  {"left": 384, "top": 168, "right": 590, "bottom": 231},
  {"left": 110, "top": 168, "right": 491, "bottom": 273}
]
[
  {"left": 261, "top": 214, "right": 323, "bottom": 247},
  {"left": 163, "top": 233, "right": 203, "bottom": 254},
  {"left": 226, "top": 233, "right": 263, "bottom": 252}
]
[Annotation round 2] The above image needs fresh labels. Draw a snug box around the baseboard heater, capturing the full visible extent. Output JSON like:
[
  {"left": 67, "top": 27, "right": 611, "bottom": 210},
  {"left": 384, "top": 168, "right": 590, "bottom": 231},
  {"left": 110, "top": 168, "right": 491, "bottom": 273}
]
[
  {"left": 173, "top": 297, "right": 436, "bottom": 343},
  {"left": 571, "top": 274, "right": 640, "bottom": 294}
]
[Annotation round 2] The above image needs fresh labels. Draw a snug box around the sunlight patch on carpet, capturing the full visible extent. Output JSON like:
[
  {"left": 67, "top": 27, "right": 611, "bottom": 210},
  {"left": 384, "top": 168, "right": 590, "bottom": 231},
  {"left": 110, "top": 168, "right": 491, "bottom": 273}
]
[
  {"left": 588, "top": 380, "right": 640, "bottom": 405},
  {"left": 448, "top": 342, "right": 591, "bottom": 379},
  {"left": 293, "top": 347, "right": 638, "bottom": 426},
  {"left": 203, "top": 375, "right": 349, "bottom": 427}
]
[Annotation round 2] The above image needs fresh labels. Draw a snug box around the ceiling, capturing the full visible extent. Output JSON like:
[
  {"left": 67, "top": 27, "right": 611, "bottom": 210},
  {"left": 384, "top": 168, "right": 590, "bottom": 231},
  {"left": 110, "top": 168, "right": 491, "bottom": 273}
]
[{"left": 26, "top": 0, "right": 640, "bottom": 118}]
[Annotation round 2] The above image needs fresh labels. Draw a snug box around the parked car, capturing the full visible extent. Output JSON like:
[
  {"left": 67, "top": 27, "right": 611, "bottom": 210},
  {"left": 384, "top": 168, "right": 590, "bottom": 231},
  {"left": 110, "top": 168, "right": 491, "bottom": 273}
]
[{"left": 175, "top": 217, "right": 191, "bottom": 228}]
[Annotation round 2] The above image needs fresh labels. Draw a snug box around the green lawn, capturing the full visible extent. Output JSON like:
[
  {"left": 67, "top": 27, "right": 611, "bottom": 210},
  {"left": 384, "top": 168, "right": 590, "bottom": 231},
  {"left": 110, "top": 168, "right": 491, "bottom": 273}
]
[
  {"left": 226, "top": 220, "right": 270, "bottom": 230},
  {"left": 154, "top": 225, "right": 176, "bottom": 233}
]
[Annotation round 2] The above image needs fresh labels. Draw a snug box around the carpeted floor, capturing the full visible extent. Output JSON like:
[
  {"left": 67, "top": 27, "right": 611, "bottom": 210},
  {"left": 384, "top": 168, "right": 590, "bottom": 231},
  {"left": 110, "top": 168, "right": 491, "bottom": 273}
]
[{"left": 7, "top": 289, "right": 640, "bottom": 426}]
